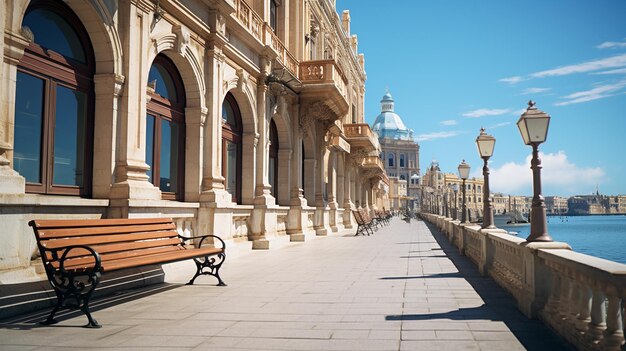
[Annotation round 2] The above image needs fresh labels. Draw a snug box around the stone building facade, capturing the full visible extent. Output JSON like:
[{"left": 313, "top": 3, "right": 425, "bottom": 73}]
[
  {"left": 0, "top": 0, "right": 387, "bottom": 294},
  {"left": 421, "top": 161, "right": 484, "bottom": 221},
  {"left": 371, "top": 92, "right": 420, "bottom": 210}
]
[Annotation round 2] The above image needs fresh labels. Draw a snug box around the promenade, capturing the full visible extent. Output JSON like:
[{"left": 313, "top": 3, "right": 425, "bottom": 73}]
[{"left": 0, "top": 218, "right": 570, "bottom": 350}]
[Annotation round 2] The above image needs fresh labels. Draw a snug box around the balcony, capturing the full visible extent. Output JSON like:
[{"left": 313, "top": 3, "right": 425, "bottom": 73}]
[
  {"left": 344, "top": 123, "right": 380, "bottom": 153},
  {"left": 299, "top": 60, "right": 349, "bottom": 119},
  {"left": 361, "top": 156, "right": 384, "bottom": 172},
  {"left": 232, "top": 0, "right": 298, "bottom": 77}
]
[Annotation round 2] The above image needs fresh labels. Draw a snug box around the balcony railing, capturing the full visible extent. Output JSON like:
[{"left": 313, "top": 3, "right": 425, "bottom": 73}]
[
  {"left": 233, "top": 0, "right": 264, "bottom": 41},
  {"left": 344, "top": 123, "right": 380, "bottom": 151},
  {"left": 345, "top": 123, "right": 373, "bottom": 139},
  {"left": 232, "top": 0, "right": 298, "bottom": 77},
  {"left": 361, "top": 156, "right": 383, "bottom": 170},
  {"left": 299, "top": 59, "right": 347, "bottom": 98}
]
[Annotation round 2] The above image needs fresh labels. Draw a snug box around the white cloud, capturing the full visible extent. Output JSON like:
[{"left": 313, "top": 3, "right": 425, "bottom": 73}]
[
  {"left": 597, "top": 40, "right": 626, "bottom": 49},
  {"left": 462, "top": 108, "right": 512, "bottom": 118},
  {"left": 415, "top": 131, "right": 460, "bottom": 142},
  {"left": 555, "top": 80, "right": 626, "bottom": 106},
  {"left": 499, "top": 76, "right": 523, "bottom": 84},
  {"left": 521, "top": 87, "right": 551, "bottom": 95},
  {"left": 440, "top": 119, "right": 457, "bottom": 126},
  {"left": 593, "top": 68, "right": 626, "bottom": 75},
  {"left": 512, "top": 108, "right": 528, "bottom": 116},
  {"left": 501, "top": 54, "right": 626, "bottom": 84},
  {"left": 489, "top": 151, "right": 605, "bottom": 195},
  {"left": 486, "top": 122, "right": 511, "bottom": 129},
  {"left": 531, "top": 54, "right": 626, "bottom": 78}
]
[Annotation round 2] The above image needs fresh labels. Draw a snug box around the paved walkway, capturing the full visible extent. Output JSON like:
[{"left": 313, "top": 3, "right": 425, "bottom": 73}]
[{"left": 0, "top": 218, "right": 571, "bottom": 350}]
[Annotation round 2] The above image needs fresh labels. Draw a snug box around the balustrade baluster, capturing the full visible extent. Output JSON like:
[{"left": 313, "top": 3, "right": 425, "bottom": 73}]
[
  {"left": 546, "top": 272, "right": 562, "bottom": 321},
  {"left": 589, "top": 289, "right": 607, "bottom": 344},
  {"left": 603, "top": 295, "right": 624, "bottom": 350},
  {"left": 576, "top": 284, "right": 592, "bottom": 333}
]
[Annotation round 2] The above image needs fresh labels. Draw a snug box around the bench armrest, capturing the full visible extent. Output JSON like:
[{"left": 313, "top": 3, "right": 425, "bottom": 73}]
[
  {"left": 180, "top": 234, "right": 226, "bottom": 250},
  {"left": 55, "top": 245, "right": 102, "bottom": 275}
]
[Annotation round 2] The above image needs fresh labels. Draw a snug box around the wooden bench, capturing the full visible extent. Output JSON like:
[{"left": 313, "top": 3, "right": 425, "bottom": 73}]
[
  {"left": 29, "top": 217, "right": 226, "bottom": 328},
  {"left": 352, "top": 209, "right": 375, "bottom": 236}
]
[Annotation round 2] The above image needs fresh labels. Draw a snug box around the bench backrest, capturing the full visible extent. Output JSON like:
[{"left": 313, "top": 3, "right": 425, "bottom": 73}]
[
  {"left": 357, "top": 209, "right": 372, "bottom": 224},
  {"left": 30, "top": 218, "right": 181, "bottom": 272},
  {"left": 352, "top": 210, "right": 365, "bottom": 225}
]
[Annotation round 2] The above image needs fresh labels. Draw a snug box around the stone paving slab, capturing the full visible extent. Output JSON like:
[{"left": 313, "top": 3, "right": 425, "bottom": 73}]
[{"left": 0, "top": 218, "right": 572, "bottom": 350}]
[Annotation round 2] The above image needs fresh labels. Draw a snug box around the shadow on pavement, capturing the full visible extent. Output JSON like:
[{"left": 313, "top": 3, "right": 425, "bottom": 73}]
[
  {"left": 385, "top": 221, "right": 574, "bottom": 351},
  {"left": 0, "top": 283, "right": 181, "bottom": 330}
]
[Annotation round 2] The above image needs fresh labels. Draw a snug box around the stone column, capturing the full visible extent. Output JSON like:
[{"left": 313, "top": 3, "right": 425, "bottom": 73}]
[
  {"left": 253, "top": 79, "right": 274, "bottom": 205},
  {"left": 92, "top": 73, "right": 125, "bottom": 198},
  {"left": 336, "top": 153, "right": 345, "bottom": 206},
  {"left": 183, "top": 106, "right": 207, "bottom": 202},
  {"left": 0, "top": 27, "right": 29, "bottom": 194},
  {"left": 250, "top": 63, "right": 276, "bottom": 248},
  {"left": 196, "top": 31, "right": 233, "bottom": 241},
  {"left": 287, "top": 102, "right": 307, "bottom": 240},
  {"left": 110, "top": 3, "right": 160, "bottom": 201},
  {"left": 327, "top": 150, "right": 338, "bottom": 232},
  {"left": 199, "top": 40, "right": 230, "bottom": 204}
]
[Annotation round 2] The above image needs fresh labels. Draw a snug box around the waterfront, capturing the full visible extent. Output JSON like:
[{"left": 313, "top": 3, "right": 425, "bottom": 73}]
[{"left": 500, "top": 215, "right": 626, "bottom": 264}]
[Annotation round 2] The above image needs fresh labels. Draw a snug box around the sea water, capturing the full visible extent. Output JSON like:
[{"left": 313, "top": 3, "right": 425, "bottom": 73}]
[{"left": 499, "top": 215, "right": 626, "bottom": 265}]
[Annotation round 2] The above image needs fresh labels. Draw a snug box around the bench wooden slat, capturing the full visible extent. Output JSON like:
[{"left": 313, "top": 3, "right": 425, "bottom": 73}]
[
  {"left": 49, "top": 245, "right": 186, "bottom": 270},
  {"left": 45, "top": 237, "right": 183, "bottom": 261},
  {"left": 40, "top": 230, "right": 179, "bottom": 249},
  {"left": 100, "top": 247, "right": 222, "bottom": 273},
  {"left": 31, "top": 218, "right": 173, "bottom": 229},
  {"left": 37, "top": 223, "right": 176, "bottom": 239},
  {"left": 51, "top": 247, "right": 223, "bottom": 274}
]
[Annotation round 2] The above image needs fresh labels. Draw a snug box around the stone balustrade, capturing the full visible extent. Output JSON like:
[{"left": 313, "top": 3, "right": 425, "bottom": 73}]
[
  {"left": 421, "top": 213, "right": 626, "bottom": 351},
  {"left": 232, "top": 0, "right": 298, "bottom": 77},
  {"left": 299, "top": 59, "right": 347, "bottom": 97}
]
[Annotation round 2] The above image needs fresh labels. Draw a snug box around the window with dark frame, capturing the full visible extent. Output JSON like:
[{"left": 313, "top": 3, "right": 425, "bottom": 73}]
[
  {"left": 269, "top": 119, "right": 279, "bottom": 200},
  {"left": 222, "top": 93, "right": 242, "bottom": 204},
  {"left": 269, "top": 0, "right": 278, "bottom": 33},
  {"left": 14, "top": 0, "right": 95, "bottom": 197},
  {"left": 146, "top": 54, "right": 186, "bottom": 201}
]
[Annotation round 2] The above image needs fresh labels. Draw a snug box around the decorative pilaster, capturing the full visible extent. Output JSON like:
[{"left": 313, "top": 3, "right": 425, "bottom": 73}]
[
  {"left": 199, "top": 40, "right": 231, "bottom": 205},
  {"left": 110, "top": 2, "right": 160, "bottom": 201},
  {"left": 0, "top": 28, "right": 31, "bottom": 194}
]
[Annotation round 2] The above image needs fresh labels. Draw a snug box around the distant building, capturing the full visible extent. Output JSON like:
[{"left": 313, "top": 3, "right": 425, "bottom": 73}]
[
  {"left": 421, "top": 161, "right": 484, "bottom": 221},
  {"left": 372, "top": 92, "right": 420, "bottom": 209},
  {"left": 545, "top": 196, "right": 569, "bottom": 215},
  {"left": 564, "top": 186, "right": 626, "bottom": 215}
]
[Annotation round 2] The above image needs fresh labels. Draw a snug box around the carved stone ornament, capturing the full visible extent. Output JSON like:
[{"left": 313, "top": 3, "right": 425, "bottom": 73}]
[
  {"left": 236, "top": 68, "right": 248, "bottom": 90},
  {"left": 20, "top": 26, "right": 34, "bottom": 42},
  {"left": 173, "top": 25, "right": 190, "bottom": 56}
]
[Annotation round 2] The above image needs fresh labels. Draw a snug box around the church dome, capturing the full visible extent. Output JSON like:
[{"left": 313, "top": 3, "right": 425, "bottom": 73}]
[{"left": 372, "top": 91, "right": 413, "bottom": 140}]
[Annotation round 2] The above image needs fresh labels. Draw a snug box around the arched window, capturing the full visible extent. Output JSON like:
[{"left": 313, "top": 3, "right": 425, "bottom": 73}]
[
  {"left": 222, "top": 93, "right": 242, "bottom": 204},
  {"left": 400, "top": 174, "right": 406, "bottom": 181},
  {"left": 269, "top": 119, "right": 279, "bottom": 199},
  {"left": 399, "top": 154, "right": 405, "bottom": 168},
  {"left": 14, "top": 0, "right": 94, "bottom": 196},
  {"left": 146, "top": 54, "right": 185, "bottom": 200},
  {"left": 388, "top": 153, "right": 394, "bottom": 167}
]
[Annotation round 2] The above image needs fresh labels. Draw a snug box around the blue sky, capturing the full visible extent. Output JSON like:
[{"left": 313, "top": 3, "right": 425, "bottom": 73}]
[{"left": 339, "top": 0, "right": 626, "bottom": 196}]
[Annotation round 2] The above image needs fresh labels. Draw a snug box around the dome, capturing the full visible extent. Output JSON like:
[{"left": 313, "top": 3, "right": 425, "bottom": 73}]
[
  {"left": 371, "top": 91, "right": 412, "bottom": 140},
  {"left": 381, "top": 92, "right": 393, "bottom": 102}
]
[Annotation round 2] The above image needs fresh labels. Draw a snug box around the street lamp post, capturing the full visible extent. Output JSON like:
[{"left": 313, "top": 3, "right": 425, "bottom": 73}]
[
  {"left": 453, "top": 183, "right": 459, "bottom": 220},
  {"left": 476, "top": 128, "right": 496, "bottom": 229},
  {"left": 517, "top": 101, "right": 552, "bottom": 242},
  {"left": 458, "top": 160, "right": 471, "bottom": 223}
]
